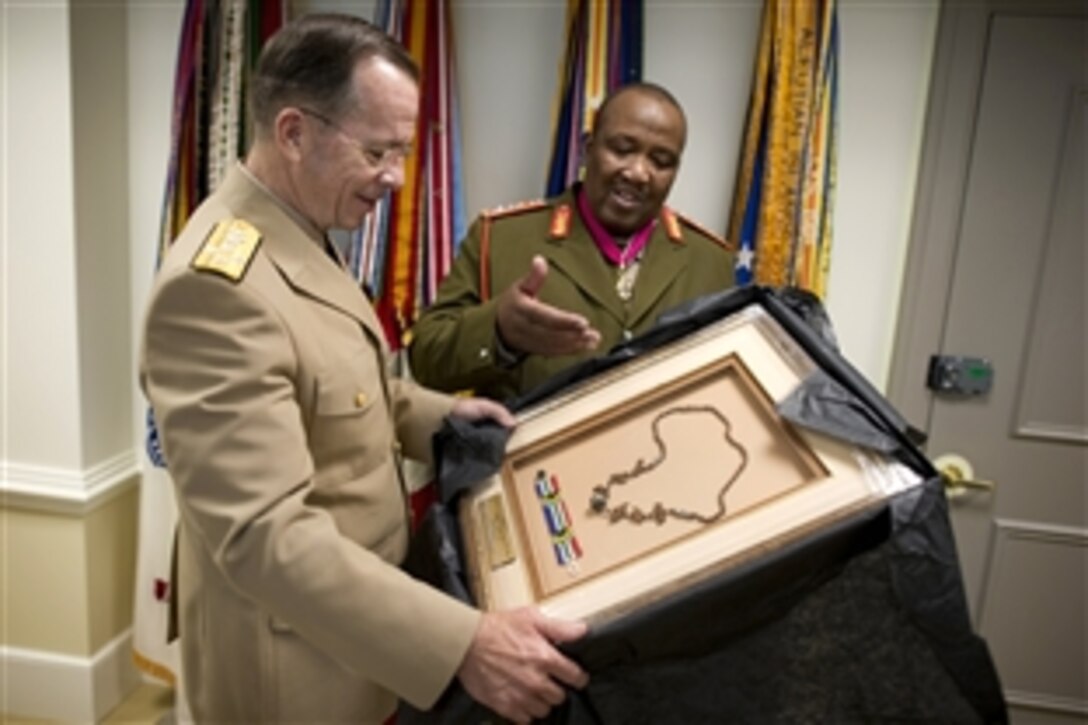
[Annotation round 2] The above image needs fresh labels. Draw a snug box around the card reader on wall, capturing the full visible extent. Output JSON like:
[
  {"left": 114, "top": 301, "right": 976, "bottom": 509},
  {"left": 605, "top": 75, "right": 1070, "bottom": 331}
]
[{"left": 926, "top": 355, "right": 994, "bottom": 396}]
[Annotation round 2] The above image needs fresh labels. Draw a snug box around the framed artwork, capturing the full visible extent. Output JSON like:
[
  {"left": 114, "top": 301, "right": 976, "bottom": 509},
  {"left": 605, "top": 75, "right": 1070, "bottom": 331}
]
[{"left": 460, "top": 304, "right": 920, "bottom": 624}]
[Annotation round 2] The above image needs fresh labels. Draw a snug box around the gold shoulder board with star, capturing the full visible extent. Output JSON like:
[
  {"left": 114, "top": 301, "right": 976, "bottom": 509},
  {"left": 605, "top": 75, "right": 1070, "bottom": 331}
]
[{"left": 191, "top": 219, "right": 262, "bottom": 282}]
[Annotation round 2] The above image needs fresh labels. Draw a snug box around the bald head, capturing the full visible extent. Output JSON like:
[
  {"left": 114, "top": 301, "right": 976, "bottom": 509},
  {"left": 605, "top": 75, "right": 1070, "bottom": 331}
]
[{"left": 592, "top": 83, "right": 687, "bottom": 151}]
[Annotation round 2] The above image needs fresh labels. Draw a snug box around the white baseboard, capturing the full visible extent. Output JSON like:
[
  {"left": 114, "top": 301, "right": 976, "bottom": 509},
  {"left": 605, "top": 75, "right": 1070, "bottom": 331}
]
[{"left": 0, "top": 628, "right": 141, "bottom": 721}]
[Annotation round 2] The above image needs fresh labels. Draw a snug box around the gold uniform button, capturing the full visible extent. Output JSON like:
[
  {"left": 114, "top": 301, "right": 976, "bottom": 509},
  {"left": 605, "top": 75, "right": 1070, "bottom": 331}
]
[{"left": 354, "top": 392, "right": 368, "bottom": 408}]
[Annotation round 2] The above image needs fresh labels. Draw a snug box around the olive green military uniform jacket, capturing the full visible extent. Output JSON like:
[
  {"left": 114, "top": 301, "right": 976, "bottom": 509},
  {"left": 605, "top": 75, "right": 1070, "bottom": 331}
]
[
  {"left": 409, "top": 187, "right": 736, "bottom": 401},
  {"left": 140, "top": 164, "right": 479, "bottom": 723}
]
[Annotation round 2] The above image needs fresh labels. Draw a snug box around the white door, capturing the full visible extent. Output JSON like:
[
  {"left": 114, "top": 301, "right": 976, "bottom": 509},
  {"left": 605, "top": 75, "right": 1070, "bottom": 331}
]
[{"left": 889, "top": 2, "right": 1086, "bottom": 723}]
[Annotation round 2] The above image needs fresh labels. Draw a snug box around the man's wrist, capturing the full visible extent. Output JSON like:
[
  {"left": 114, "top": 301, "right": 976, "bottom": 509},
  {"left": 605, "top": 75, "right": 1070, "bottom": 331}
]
[{"left": 493, "top": 326, "right": 527, "bottom": 368}]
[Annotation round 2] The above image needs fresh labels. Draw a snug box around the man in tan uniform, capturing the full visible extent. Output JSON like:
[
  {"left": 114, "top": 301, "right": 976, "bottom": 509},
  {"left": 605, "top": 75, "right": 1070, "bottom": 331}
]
[
  {"left": 140, "top": 14, "right": 586, "bottom": 724},
  {"left": 409, "top": 83, "right": 736, "bottom": 401}
]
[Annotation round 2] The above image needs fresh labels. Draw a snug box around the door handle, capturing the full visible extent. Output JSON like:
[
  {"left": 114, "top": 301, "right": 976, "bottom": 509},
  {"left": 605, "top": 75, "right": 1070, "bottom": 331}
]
[{"left": 934, "top": 453, "right": 996, "bottom": 499}]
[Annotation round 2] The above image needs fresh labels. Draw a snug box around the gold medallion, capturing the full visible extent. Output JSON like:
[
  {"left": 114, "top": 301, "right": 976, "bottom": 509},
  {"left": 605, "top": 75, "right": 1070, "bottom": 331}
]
[{"left": 616, "top": 260, "right": 640, "bottom": 301}]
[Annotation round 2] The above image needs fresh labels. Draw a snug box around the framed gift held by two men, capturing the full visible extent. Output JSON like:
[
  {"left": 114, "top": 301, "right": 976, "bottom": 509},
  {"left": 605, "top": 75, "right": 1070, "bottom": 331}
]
[{"left": 459, "top": 304, "right": 921, "bottom": 625}]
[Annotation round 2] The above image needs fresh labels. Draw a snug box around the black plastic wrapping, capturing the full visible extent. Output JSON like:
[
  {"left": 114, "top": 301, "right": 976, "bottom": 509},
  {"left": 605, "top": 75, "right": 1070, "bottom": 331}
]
[
  {"left": 401, "top": 286, "right": 1006, "bottom": 724},
  {"left": 777, "top": 368, "right": 904, "bottom": 455},
  {"left": 430, "top": 415, "right": 513, "bottom": 505}
]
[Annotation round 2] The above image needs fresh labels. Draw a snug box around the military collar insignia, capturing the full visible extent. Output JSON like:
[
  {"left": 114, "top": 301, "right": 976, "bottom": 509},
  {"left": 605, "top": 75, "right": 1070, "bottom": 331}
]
[
  {"left": 665, "top": 208, "right": 733, "bottom": 251},
  {"left": 549, "top": 204, "right": 572, "bottom": 239},
  {"left": 191, "top": 218, "right": 262, "bottom": 282},
  {"left": 661, "top": 207, "right": 683, "bottom": 244}
]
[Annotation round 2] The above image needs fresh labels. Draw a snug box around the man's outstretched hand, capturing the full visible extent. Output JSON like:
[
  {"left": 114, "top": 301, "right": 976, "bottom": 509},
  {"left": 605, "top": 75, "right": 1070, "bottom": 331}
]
[{"left": 495, "top": 255, "right": 602, "bottom": 358}]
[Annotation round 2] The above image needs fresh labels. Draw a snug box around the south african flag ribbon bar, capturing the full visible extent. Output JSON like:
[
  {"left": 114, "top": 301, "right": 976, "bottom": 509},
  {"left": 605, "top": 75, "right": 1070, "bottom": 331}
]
[{"left": 534, "top": 470, "right": 584, "bottom": 567}]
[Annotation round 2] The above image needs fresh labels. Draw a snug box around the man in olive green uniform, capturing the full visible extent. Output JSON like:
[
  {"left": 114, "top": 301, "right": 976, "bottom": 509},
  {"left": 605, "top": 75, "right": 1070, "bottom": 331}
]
[
  {"left": 140, "top": 15, "right": 585, "bottom": 724},
  {"left": 410, "top": 83, "right": 736, "bottom": 401}
]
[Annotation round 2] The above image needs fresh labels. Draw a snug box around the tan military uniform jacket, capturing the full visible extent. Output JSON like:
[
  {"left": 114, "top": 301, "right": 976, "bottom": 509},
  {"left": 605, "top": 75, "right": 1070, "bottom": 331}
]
[
  {"left": 409, "top": 187, "right": 736, "bottom": 401},
  {"left": 140, "top": 164, "right": 479, "bottom": 723}
]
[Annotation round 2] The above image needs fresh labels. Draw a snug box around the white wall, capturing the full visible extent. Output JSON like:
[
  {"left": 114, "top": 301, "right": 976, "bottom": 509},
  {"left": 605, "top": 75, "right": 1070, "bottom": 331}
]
[
  {"left": 452, "top": 0, "right": 568, "bottom": 215},
  {"left": 5, "top": 2, "right": 82, "bottom": 469},
  {"left": 3, "top": 0, "right": 143, "bottom": 502},
  {"left": 0, "top": 2, "right": 7, "bottom": 460},
  {"left": 128, "top": 0, "right": 939, "bottom": 391},
  {"left": 2, "top": 5, "right": 144, "bottom": 721},
  {"left": 643, "top": 1, "right": 760, "bottom": 235},
  {"left": 830, "top": 0, "right": 938, "bottom": 390},
  {"left": 72, "top": 0, "right": 134, "bottom": 465}
]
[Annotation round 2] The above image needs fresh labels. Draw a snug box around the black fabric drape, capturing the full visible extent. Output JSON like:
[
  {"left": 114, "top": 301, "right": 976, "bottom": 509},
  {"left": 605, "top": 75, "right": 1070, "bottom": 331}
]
[{"left": 402, "top": 286, "right": 1006, "bottom": 724}]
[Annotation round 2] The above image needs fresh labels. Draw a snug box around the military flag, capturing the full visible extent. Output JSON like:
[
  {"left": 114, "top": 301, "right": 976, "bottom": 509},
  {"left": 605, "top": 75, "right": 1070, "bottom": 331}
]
[
  {"left": 347, "top": 0, "right": 467, "bottom": 351},
  {"left": 545, "top": 0, "right": 643, "bottom": 197},
  {"left": 135, "top": 0, "right": 285, "bottom": 688},
  {"left": 728, "top": 0, "right": 839, "bottom": 296}
]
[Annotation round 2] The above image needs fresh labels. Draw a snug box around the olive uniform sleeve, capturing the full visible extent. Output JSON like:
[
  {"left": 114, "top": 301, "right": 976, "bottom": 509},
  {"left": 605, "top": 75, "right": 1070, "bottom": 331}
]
[{"left": 408, "top": 217, "right": 521, "bottom": 397}]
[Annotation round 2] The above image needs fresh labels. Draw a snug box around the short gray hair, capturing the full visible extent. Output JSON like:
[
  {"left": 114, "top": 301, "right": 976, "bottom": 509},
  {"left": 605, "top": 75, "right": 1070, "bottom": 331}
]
[{"left": 250, "top": 13, "right": 418, "bottom": 131}]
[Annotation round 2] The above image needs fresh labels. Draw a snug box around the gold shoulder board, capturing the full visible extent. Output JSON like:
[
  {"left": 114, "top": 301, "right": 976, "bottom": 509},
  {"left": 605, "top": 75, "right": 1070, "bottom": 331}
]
[{"left": 191, "top": 219, "right": 262, "bottom": 282}]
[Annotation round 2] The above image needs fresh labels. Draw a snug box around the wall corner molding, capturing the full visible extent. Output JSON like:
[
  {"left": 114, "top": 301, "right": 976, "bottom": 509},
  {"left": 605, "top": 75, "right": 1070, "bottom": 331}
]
[{"left": 0, "top": 448, "right": 140, "bottom": 515}]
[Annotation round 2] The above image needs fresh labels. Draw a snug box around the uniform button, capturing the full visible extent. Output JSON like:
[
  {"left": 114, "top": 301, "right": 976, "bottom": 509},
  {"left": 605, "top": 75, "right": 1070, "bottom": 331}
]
[
  {"left": 479, "top": 347, "right": 490, "bottom": 359},
  {"left": 392, "top": 440, "right": 402, "bottom": 454},
  {"left": 623, "top": 329, "right": 633, "bottom": 341},
  {"left": 354, "top": 392, "right": 368, "bottom": 408}
]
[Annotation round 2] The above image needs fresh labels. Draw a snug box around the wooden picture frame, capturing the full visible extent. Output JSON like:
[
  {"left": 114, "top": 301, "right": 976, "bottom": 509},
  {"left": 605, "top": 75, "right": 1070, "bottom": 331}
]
[{"left": 460, "top": 304, "right": 920, "bottom": 624}]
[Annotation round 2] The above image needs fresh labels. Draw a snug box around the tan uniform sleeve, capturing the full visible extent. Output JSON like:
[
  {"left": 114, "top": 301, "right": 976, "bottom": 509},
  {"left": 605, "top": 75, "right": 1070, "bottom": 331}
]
[
  {"left": 389, "top": 376, "right": 455, "bottom": 463},
  {"left": 141, "top": 269, "right": 479, "bottom": 709}
]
